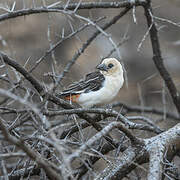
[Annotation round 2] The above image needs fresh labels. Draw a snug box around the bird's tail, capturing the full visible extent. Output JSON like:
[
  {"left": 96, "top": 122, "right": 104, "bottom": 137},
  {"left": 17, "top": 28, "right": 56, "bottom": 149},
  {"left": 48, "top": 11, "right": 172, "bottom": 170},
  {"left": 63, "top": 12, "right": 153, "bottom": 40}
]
[{"left": 57, "top": 93, "right": 80, "bottom": 103}]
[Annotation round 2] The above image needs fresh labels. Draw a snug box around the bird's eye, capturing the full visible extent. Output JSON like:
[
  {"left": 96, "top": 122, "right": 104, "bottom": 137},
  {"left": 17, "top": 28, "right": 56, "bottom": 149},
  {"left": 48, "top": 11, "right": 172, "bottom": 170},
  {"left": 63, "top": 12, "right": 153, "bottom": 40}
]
[{"left": 108, "top": 63, "right": 114, "bottom": 68}]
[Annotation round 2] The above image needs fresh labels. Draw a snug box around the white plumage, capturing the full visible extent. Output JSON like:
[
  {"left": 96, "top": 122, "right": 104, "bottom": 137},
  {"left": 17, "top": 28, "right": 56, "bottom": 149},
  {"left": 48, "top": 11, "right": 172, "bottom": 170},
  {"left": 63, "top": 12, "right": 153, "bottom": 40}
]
[{"left": 60, "top": 58, "right": 124, "bottom": 108}]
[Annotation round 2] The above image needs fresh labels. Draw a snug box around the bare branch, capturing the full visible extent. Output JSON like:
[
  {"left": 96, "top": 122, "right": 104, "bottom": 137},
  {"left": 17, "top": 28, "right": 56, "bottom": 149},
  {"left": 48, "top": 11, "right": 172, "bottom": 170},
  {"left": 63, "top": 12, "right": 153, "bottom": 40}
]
[
  {"left": 46, "top": 108, "right": 163, "bottom": 136},
  {"left": 0, "top": 1, "right": 180, "bottom": 179},
  {"left": 148, "top": 144, "right": 164, "bottom": 180},
  {"left": 95, "top": 146, "right": 148, "bottom": 180},
  {"left": 0, "top": 1, "right": 146, "bottom": 22},
  {"left": 143, "top": 1, "right": 180, "bottom": 115},
  {"left": 67, "top": 121, "right": 143, "bottom": 163},
  {"left": 0, "top": 52, "right": 44, "bottom": 95},
  {"left": 0, "top": 152, "right": 26, "bottom": 159},
  {"left": 112, "top": 102, "right": 179, "bottom": 120},
  {"left": 95, "top": 123, "right": 180, "bottom": 179},
  {"left": 0, "top": 117, "right": 61, "bottom": 180},
  {"left": 76, "top": 142, "right": 128, "bottom": 179}
]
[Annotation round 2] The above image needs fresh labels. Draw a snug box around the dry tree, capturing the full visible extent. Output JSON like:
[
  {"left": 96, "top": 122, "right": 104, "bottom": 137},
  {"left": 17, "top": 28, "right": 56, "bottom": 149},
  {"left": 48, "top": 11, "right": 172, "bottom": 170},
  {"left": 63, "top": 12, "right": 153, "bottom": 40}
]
[{"left": 0, "top": 0, "right": 180, "bottom": 179}]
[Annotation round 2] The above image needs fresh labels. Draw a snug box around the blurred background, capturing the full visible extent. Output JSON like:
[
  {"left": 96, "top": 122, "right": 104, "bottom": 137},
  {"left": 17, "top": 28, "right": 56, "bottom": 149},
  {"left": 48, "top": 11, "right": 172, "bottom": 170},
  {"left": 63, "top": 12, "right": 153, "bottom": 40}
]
[{"left": 0, "top": 0, "right": 180, "bottom": 118}]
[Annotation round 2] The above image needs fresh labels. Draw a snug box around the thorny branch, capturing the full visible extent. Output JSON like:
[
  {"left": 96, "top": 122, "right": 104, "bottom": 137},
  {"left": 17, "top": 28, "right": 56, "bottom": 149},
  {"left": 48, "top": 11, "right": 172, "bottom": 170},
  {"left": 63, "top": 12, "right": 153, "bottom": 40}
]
[
  {"left": 0, "top": 0, "right": 180, "bottom": 180},
  {"left": 0, "top": 52, "right": 120, "bottom": 149},
  {"left": 143, "top": 1, "right": 180, "bottom": 115},
  {"left": 0, "top": 117, "right": 61, "bottom": 180},
  {"left": 0, "top": 1, "right": 146, "bottom": 22}
]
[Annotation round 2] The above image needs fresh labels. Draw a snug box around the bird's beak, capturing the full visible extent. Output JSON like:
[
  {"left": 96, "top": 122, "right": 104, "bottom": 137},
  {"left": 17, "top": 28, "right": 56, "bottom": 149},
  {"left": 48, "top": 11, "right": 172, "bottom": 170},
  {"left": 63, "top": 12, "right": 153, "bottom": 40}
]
[{"left": 96, "top": 63, "right": 108, "bottom": 72}]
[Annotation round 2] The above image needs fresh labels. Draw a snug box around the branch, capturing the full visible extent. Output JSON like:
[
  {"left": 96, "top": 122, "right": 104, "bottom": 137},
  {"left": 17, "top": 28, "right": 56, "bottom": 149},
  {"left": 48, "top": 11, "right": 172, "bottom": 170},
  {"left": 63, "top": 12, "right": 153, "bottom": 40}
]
[
  {"left": 56, "top": 1, "right": 146, "bottom": 10},
  {"left": 112, "top": 102, "right": 179, "bottom": 120},
  {"left": 0, "top": 52, "right": 119, "bottom": 148},
  {"left": 67, "top": 121, "right": 143, "bottom": 163},
  {"left": 76, "top": 142, "right": 128, "bottom": 179},
  {"left": 0, "top": 117, "right": 61, "bottom": 180},
  {"left": 146, "top": 123, "right": 180, "bottom": 180},
  {"left": 45, "top": 108, "right": 163, "bottom": 138},
  {"left": 0, "top": 152, "right": 26, "bottom": 159},
  {"left": 95, "top": 123, "right": 180, "bottom": 179},
  {"left": 148, "top": 144, "right": 164, "bottom": 180},
  {"left": 28, "top": 16, "right": 105, "bottom": 77},
  {"left": 8, "top": 167, "right": 41, "bottom": 180},
  {"left": 95, "top": 146, "right": 148, "bottom": 180},
  {"left": 0, "top": 88, "right": 50, "bottom": 130},
  {"left": 143, "top": 1, "right": 180, "bottom": 114},
  {"left": 0, "top": 52, "right": 44, "bottom": 95},
  {"left": 0, "top": 1, "right": 146, "bottom": 22},
  {"left": 103, "top": 35, "right": 129, "bottom": 59}
]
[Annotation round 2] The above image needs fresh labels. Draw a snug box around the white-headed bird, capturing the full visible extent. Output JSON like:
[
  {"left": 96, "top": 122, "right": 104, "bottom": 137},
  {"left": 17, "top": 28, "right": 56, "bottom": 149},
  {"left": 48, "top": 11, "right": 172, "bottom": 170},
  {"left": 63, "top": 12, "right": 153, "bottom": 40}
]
[{"left": 59, "top": 58, "right": 124, "bottom": 108}]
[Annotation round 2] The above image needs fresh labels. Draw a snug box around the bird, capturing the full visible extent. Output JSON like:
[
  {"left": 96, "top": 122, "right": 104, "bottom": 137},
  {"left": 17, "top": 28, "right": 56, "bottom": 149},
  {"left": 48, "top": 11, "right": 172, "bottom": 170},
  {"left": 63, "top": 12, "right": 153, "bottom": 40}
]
[{"left": 59, "top": 58, "right": 124, "bottom": 108}]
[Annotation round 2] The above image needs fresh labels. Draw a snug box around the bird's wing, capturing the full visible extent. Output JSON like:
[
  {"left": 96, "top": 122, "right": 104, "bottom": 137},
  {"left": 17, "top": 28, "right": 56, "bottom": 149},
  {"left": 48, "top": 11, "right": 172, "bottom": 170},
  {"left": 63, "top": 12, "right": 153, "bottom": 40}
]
[{"left": 59, "top": 71, "right": 105, "bottom": 97}]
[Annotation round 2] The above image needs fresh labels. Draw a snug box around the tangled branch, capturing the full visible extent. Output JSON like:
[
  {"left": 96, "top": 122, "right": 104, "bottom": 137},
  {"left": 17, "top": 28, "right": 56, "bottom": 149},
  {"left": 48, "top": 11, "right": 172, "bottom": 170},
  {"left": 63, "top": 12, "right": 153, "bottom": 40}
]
[{"left": 0, "top": 0, "right": 179, "bottom": 179}]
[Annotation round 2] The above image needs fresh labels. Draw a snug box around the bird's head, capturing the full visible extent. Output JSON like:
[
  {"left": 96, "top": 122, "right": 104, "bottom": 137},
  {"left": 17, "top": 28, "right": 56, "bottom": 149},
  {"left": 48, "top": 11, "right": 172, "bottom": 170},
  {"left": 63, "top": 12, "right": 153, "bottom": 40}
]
[{"left": 96, "top": 58, "right": 123, "bottom": 76}]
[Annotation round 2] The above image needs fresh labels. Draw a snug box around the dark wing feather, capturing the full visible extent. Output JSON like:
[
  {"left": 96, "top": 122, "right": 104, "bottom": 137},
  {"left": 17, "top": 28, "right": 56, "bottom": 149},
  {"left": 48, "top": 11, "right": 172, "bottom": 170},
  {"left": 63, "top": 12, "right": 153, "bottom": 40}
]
[
  {"left": 59, "top": 71, "right": 105, "bottom": 97},
  {"left": 84, "top": 71, "right": 105, "bottom": 92}
]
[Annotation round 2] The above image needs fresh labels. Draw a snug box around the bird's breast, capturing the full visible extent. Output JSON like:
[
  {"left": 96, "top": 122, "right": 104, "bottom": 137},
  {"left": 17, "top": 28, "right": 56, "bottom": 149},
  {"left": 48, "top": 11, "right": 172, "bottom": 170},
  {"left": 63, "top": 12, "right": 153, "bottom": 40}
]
[
  {"left": 104, "top": 74, "right": 124, "bottom": 96},
  {"left": 77, "top": 74, "right": 124, "bottom": 107}
]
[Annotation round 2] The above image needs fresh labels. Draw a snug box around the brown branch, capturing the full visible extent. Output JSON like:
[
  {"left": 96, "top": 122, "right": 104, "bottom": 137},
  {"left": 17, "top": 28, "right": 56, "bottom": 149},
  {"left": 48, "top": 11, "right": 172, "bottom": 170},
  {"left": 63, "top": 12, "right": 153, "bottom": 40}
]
[
  {"left": 42, "top": 94, "right": 121, "bottom": 149},
  {"left": 57, "top": 1, "right": 146, "bottom": 10},
  {"left": 0, "top": 1, "right": 146, "bottom": 22},
  {"left": 143, "top": 1, "right": 180, "bottom": 115}
]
